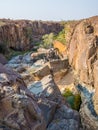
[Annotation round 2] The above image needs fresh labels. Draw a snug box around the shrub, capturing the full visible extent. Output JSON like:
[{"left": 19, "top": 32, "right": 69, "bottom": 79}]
[
  {"left": 74, "top": 94, "right": 81, "bottom": 111},
  {"left": 42, "top": 33, "right": 54, "bottom": 48},
  {"left": 54, "top": 29, "right": 66, "bottom": 44},
  {"left": 63, "top": 88, "right": 81, "bottom": 111}
]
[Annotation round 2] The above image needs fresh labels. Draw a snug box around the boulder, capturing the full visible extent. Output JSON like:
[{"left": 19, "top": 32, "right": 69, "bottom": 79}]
[
  {"left": 53, "top": 41, "right": 67, "bottom": 59},
  {"left": 28, "top": 75, "right": 62, "bottom": 103},
  {"left": 0, "top": 64, "right": 46, "bottom": 130},
  {"left": 32, "top": 65, "right": 51, "bottom": 80},
  {"left": 47, "top": 59, "right": 69, "bottom": 73},
  {"left": 38, "top": 98, "right": 57, "bottom": 126},
  {"left": 47, "top": 105, "right": 81, "bottom": 130}
]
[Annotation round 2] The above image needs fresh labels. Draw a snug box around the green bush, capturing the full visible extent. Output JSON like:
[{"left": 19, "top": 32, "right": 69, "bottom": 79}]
[
  {"left": 42, "top": 33, "right": 54, "bottom": 48},
  {"left": 74, "top": 94, "right": 81, "bottom": 110},
  {"left": 63, "top": 89, "right": 81, "bottom": 111},
  {"left": 54, "top": 29, "right": 66, "bottom": 44},
  {"left": 63, "top": 89, "right": 73, "bottom": 97}
]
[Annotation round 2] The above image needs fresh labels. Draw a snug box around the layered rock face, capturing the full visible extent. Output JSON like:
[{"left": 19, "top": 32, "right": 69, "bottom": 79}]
[
  {"left": 67, "top": 16, "right": 98, "bottom": 129},
  {"left": 0, "top": 19, "right": 63, "bottom": 51},
  {"left": 68, "top": 17, "right": 98, "bottom": 86}
]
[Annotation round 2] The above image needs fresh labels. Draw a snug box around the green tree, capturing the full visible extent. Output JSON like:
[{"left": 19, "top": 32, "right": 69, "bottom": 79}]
[
  {"left": 42, "top": 33, "right": 54, "bottom": 48},
  {"left": 54, "top": 29, "right": 66, "bottom": 44}
]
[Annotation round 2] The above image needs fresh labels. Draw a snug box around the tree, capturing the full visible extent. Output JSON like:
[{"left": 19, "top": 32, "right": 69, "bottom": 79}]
[
  {"left": 42, "top": 33, "right": 54, "bottom": 48},
  {"left": 54, "top": 29, "right": 66, "bottom": 44}
]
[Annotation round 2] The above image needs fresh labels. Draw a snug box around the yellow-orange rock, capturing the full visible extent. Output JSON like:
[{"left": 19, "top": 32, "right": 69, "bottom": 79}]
[{"left": 53, "top": 41, "right": 67, "bottom": 58}]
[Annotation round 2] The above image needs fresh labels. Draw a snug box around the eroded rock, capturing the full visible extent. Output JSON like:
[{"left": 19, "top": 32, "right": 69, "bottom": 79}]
[
  {"left": 0, "top": 63, "right": 82, "bottom": 130},
  {"left": 32, "top": 65, "right": 51, "bottom": 80},
  {"left": 67, "top": 16, "right": 98, "bottom": 129},
  {"left": 47, "top": 105, "right": 81, "bottom": 130}
]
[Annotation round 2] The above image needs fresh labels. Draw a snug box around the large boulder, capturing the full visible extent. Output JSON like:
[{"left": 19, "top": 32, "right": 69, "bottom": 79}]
[
  {"left": 47, "top": 105, "right": 81, "bottom": 130},
  {"left": 0, "top": 63, "right": 46, "bottom": 130},
  {"left": 47, "top": 59, "right": 69, "bottom": 73},
  {"left": 32, "top": 65, "right": 51, "bottom": 80},
  {"left": 38, "top": 98, "right": 57, "bottom": 126},
  {"left": 3, "top": 93, "right": 46, "bottom": 130},
  {"left": 28, "top": 75, "right": 62, "bottom": 103}
]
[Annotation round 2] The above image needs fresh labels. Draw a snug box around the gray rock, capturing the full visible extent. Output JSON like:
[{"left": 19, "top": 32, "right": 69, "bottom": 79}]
[
  {"left": 28, "top": 75, "right": 62, "bottom": 103},
  {"left": 47, "top": 105, "right": 81, "bottom": 130},
  {"left": 77, "top": 84, "right": 98, "bottom": 130},
  {"left": 47, "top": 119, "right": 79, "bottom": 130},
  {"left": 38, "top": 98, "right": 57, "bottom": 126},
  {"left": 54, "top": 105, "right": 80, "bottom": 121},
  {"left": 28, "top": 81, "right": 43, "bottom": 94}
]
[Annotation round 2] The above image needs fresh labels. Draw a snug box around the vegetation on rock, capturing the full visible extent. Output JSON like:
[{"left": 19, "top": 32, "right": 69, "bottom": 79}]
[
  {"left": 63, "top": 88, "right": 81, "bottom": 111},
  {"left": 54, "top": 29, "right": 66, "bottom": 44}
]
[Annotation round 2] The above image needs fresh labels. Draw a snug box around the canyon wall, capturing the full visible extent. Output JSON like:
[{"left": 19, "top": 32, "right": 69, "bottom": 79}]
[
  {"left": 68, "top": 16, "right": 98, "bottom": 89},
  {"left": 0, "top": 19, "right": 63, "bottom": 51},
  {"left": 67, "top": 16, "right": 98, "bottom": 129}
]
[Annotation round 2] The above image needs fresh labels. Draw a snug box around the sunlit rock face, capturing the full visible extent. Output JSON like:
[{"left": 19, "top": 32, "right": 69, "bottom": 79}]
[
  {"left": 0, "top": 19, "right": 63, "bottom": 51},
  {"left": 67, "top": 16, "right": 98, "bottom": 129},
  {"left": 68, "top": 16, "right": 98, "bottom": 86}
]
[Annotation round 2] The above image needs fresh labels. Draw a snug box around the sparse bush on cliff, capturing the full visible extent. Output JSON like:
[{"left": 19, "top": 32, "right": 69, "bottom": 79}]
[
  {"left": 41, "top": 28, "right": 67, "bottom": 48},
  {"left": 63, "top": 88, "right": 81, "bottom": 111},
  {"left": 54, "top": 29, "right": 66, "bottom": 44},
  {"left": 54, "top": 20, "right": 78, "bottom": 45}
]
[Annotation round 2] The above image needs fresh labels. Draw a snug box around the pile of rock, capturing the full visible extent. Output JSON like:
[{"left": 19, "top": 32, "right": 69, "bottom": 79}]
[{"left": 0, "top": 62, "right": 82, "bottom": 130}]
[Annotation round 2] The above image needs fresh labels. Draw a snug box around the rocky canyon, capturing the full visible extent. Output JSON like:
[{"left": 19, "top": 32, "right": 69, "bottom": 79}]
[{"left": 0, "top": 16, "right": 98, "bottom": 130}]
